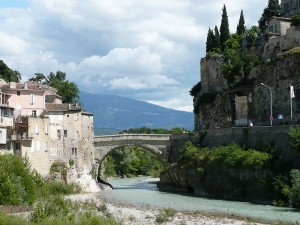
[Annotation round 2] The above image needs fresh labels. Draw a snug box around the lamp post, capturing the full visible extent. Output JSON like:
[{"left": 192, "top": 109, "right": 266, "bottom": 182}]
[{"left": 260, "top": 83, "right": 273, "bottom": 126}]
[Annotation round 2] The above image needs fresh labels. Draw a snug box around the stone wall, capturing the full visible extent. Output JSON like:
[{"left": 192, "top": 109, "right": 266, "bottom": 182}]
[
  {"left": 201, "top": 126, "right": 300, "bottom": 168},
  {"left": 262, "top": 26, "right": 300, "bottom": 60}
]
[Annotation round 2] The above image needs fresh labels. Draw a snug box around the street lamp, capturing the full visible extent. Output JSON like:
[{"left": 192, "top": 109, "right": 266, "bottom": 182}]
[{"left": 260, "top": 83, "right": 273, "bottom": 126}]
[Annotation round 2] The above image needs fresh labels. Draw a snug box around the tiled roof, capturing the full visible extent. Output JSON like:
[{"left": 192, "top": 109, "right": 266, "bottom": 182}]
[{"left": 45, "top": 103, "right": 81, "bottom": 112}]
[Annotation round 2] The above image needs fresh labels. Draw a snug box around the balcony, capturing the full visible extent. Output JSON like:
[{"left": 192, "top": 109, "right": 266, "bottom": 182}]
[{"left": 10, "top": 133, "right": 33, "bottom": 141}]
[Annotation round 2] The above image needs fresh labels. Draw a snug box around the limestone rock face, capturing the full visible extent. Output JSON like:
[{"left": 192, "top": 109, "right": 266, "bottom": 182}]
[{"left": 200, "top": 56, "right": 227, "bottom": 94}]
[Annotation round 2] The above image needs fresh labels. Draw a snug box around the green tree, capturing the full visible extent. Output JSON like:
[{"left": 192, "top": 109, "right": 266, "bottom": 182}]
[
  {"left": 0, "top": 154, "right": 38, "bottom": 205},
  {"left": 244, "top": 26, "right": 260, "bottom": 48},
  {"left": 213, "top": 26, "right": 221, "bottom": 51},
  {"left": 28, "top": 73, "right": 46, "bottom": 83},
  {"left": 236, "top": 10, "right": 245, "bottom": 36},
  {"left": 28, "top": 71, "right": 80, "bottom": 103},
  {"left": 258, "top": 0, "right": 280, "bottom": 30},
  {"left": 0, "top": 60, "right": 21, "bottom": 82},
  {"left": 206, "top": 27, "right": 214, "bottom": 53},
  {"left": 220, "top": 4, "right": 230, "bottom": 51}
]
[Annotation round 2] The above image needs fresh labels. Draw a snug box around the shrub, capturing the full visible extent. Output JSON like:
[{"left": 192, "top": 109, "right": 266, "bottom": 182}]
[
  {"left": 0, "top": 154, "right": 38, "bottom": 205},
  {"left": 42, "top": 181, "right": 81, "bottom": 196},
  {"left": 50, "top": 161, "right": 66, "bottom": 173},
  {"left": 292, "top": 16, "right": 300, "bottom": 26},
  {"left": 289, "top": 169, "right": 300, "bottom": 208},
  {"left": 288, "top": 127, "right": 300, "bottom": 152}
]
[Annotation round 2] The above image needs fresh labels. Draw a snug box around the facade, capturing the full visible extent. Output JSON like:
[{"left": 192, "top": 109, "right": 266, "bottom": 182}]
[
  {"left": 0, "top": 80, "right": 95, "bottom": 177},
  {"left": 266, "top": 17, "right": 292, "bottom": 37}
]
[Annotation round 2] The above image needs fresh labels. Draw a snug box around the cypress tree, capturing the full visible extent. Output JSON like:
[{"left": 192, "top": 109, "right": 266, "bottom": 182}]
[
  {"left": 258, "top": 0, "right": 280, "bottom": 30},
  {"left": 206, "top": 27, "right": 214, "bottom": 53},
  {"left": 220, "top": 4, "right": 230, "bottom": 50},
  {"left": 213, "top": 26, "right": 221, "bottom": 50},
  {"left": 236, "top": 10, "right": 245, "bottom": 36}
]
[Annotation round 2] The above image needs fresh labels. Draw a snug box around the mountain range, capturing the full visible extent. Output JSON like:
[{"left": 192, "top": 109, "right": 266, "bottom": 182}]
[{"left": 79, "top": 92, "right": 194, "bottom": 134}]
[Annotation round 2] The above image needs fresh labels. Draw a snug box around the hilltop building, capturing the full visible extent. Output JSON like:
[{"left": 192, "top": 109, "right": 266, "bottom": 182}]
[
  {"left": 193, "top": 1, "right": 300, "bottom": 130},
  {"left": 0, "top": 80, "right": 94, "bottom": 177}
]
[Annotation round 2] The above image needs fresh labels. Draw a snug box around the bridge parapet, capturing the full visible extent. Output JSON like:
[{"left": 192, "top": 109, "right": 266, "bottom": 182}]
[{"left": 94, "top": 134, "right": 171, "bottom": 142}]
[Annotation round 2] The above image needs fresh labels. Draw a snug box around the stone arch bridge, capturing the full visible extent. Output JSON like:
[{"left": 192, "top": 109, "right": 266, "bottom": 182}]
[{"left": 94, "top": 134, "right": 172, "bottom": 164}]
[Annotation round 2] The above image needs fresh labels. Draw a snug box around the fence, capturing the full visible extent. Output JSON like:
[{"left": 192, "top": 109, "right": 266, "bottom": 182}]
[{"left": 0, "top": 205, "right": 33, "bottom": 214}]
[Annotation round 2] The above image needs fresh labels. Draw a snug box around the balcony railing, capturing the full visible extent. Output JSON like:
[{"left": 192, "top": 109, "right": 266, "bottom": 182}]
[{"left": 10, "top": 133, "right": 33, "bottom": 141}]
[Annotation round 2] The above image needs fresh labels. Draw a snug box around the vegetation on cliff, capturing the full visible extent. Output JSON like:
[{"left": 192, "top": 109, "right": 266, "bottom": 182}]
[{"left": 175, "top": 139, "right": 300, "bottom": 208}]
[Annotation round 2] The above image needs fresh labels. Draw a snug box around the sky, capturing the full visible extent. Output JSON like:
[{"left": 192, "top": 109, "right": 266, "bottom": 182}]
[{"left": 0, "top": 0, "right": 268, "bottom": 112}]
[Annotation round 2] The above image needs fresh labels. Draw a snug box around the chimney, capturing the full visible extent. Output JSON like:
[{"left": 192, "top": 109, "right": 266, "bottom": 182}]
[
  {"left": 9, "top": 82, "right": 16, "bottom": 89},
  {"left": 24, "top": 82, "right": 28, "bottom": 89}
]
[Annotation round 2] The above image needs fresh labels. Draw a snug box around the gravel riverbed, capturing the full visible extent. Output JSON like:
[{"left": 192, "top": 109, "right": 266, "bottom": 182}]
[{"left": 67, "top": 193, "right": 272, "bottom": 225}]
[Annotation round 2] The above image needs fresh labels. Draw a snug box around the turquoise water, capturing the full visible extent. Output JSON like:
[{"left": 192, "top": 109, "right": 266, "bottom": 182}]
[{"left": 96, "top": 177, "right": 300, "bottom": 224}]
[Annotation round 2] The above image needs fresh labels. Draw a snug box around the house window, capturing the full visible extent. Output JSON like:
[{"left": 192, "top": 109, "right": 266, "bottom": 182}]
[
  {"left": 275, "top": 24, "right": 278, "bottom": 33},
  {"left": 269, "top": 25, "right": 273, "bottom": 33},
  {"left": 17, "top": 91, "right": 20, "bottom": 96},
  {"left": 32, "top": 110, "right": 37, "bottom": 117},
  {"left": 64, "top": 130, "right": 67, "bottom": 137},
  {"left": 57, "top": 129, "right": 61, "bottom": 139},
  {"left": 30, "top": 94, "right": 35, "bottom": 105},
  {"left": 72, "top": 147, "right": 77, "bottom": 156},
  {"left": 0, "top": 131, "right": 2, "bottom": 137},
  {"left": 35, "top": 125, "right": 39, "bottom": 134}
]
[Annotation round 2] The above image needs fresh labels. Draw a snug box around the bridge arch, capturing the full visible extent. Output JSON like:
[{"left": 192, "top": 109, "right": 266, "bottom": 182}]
[{"left": 94, "top": 134, "right": 171, "bottom": 164}]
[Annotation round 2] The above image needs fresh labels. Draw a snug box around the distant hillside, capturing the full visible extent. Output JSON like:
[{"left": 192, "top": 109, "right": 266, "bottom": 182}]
[{"left": 80, "top": 92, "right": 194, "bottom": 132}]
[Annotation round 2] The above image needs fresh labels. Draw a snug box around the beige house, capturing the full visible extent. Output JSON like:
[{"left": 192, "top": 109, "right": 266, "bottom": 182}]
[
  {"left": 0, "top": 80, "right": 95, "bottom": 177},
  {"left": 266, "top": 17, "right": 292, "bottom": 38}
]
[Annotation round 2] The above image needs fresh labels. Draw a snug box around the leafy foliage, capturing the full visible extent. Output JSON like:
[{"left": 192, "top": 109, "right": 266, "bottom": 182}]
[
  {"left": 103, "top": 146, "right": 164, "bottom": 177},
  {"left": 28, "top": 71, "right": 79, "bottom": 103},
  {"left": 258, "top": 0, "right": 280, "bottom": 30},
  {"left": 221, "top": 35, "right": 259, "bottom": 89},
  {"left": 120, "top": 127, "right": 190, "bottom": 134},
  {"left": 289, "top": 169, "right": 300, "bottom": 208},
  {"left": 236, "top": 10, "right": 245, "bottom": 36},
  {"left": 288, "top": 127, "right": 300, "bottom": 152},
  {"left": 0, "top": 154, "right": 38, "bottom": 205},
  {"left": 220, "top": 4, "right": 230, "bottom": 50},
  {"left": 189, "top": 81, "right": 201, "bottom": 97},
  {"left": 179, "top": 142, "right": 271, "bottom": 171},
  {"left": 292, "top": 16, "right": 300, "bottom": 27},
  {"left": 0, "top": 60, "right": 21, "bottom": 82}
]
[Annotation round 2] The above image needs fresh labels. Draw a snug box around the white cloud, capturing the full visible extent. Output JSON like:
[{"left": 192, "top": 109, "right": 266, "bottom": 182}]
[{"left": 0, "top": 0, "right": 268, "bottom": 112}]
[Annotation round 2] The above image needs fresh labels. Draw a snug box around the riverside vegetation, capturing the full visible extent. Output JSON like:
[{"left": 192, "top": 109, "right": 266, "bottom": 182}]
[
  {"left": 102, "top": 127, "right": 189, "bottom": 178},
  {"left": 171, "top": 127, "right": 300, "bottom": 208},
  {"left": 0, "top": 154, "right": 120, "bottom": 225}
]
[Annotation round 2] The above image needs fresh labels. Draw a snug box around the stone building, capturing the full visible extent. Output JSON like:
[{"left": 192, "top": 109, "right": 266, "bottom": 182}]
[
  {"left": 0, "top": 80, "right": 95, "bottom": 177},
  {"left": 193, "top": 8, "right": 300, "bottom": 130}
]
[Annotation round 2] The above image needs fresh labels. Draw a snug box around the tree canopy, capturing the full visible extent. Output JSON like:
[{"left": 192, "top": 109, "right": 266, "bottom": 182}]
[
  {"left": 236, "top": 10, "right": 245, "bottom": 36},
  {"left": 28, "top": 71, "right": 80, "bottom": 103},
  {"left": 0, "top": 60, "right": 21, "bottom": 83},
  {"left": 220, "top": 4, "right": 230, "bottom": 50},
  {"left": 258, "top": 0, "right": 280, "bottom": 30}
]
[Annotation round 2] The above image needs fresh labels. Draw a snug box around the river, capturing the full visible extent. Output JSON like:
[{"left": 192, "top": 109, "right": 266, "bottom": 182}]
[{"left": 96, "top": 176, "right": 300, "bottom": 224}]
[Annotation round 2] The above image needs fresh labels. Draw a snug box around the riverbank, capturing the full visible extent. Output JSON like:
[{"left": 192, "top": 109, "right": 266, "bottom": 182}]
[{"left": 67, "top": 193, "right": 272, "bottom": 225}]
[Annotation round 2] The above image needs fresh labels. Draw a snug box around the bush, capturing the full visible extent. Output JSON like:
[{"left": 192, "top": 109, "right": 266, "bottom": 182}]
[
  {"left": 42, "top": 181, "right": 81, "bottom": 196},
  {"left": 292, "top": 16, "right": 300, "bottom": 26},
  {"left": 0, "top": 154, "right": 38, "bottom": 205},
  {"left": 289, "top": 169, "right": 300, "bottom": 208},
  {"left": 50, "top": 161, "right": 66, "bottom": 173},
  {"left": 288, "top": 127, "right": 300, "bottom": 152}
]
